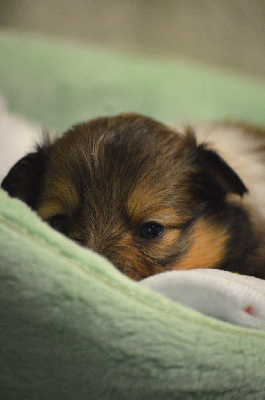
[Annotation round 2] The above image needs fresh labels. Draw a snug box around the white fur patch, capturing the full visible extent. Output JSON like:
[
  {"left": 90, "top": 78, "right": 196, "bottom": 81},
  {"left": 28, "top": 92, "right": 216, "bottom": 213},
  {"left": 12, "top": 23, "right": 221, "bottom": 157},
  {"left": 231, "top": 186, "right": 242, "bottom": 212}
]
[{"left": 0, "top": 94, "right": 40, "bottom": 182}]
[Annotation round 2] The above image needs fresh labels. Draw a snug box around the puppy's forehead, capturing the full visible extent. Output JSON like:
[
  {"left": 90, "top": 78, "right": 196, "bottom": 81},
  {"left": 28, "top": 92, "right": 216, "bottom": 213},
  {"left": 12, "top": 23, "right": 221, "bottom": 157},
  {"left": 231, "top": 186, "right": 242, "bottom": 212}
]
[
  {"left": 42, "top": 114, "right": 196, "bottom": 217},
  {"left": 54, "top": 114, "right": 194, "bottom": 169}
]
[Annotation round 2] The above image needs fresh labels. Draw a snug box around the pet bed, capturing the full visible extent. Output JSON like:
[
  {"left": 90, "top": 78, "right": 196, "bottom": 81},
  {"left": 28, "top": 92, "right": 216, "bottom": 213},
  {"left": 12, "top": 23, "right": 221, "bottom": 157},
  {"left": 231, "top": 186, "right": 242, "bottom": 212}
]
[{"left": 0, "top": 31, "right": 265, "bottom": 399}]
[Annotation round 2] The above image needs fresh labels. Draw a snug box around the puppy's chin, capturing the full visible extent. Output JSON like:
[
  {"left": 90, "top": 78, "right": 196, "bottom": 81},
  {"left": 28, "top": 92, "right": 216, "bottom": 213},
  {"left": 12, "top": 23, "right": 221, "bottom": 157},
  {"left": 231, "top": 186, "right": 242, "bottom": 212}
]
[{"left": 1, "top": 113, "right": 265, "bottom": 279}]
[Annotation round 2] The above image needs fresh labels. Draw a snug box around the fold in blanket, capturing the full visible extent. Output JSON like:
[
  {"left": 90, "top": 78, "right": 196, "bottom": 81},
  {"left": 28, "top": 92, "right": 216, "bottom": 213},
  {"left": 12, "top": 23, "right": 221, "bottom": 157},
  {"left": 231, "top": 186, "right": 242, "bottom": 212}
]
[{"left": 141, "top": 269, "right": 265, "bottom": 329}]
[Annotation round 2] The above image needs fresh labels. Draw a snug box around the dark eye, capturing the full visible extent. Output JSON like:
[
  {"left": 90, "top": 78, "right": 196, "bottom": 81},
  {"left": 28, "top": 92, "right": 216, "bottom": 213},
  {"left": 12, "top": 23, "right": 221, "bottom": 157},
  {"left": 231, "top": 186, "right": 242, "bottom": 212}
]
[
  {"left": 48, "top": 214, "right": 70, "bottom": 236},
  {"left": 139, "top": 222, "right": 165, "bottom": 240}
]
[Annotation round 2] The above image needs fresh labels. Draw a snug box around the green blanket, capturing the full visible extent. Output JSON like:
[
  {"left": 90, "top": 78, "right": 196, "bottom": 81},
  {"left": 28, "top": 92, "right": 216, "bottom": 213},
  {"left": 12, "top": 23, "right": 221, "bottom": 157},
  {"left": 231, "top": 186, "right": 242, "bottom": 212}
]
[{"left": 0, "top": 32, "right": 265, "bottom": 399}]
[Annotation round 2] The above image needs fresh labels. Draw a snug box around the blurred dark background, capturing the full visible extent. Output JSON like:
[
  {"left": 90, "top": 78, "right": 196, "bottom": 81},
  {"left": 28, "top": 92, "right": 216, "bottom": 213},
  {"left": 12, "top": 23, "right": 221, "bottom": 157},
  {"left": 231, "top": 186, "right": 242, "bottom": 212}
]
[{"left": 1, "top": 0, "right": 265, "bottom": 79}]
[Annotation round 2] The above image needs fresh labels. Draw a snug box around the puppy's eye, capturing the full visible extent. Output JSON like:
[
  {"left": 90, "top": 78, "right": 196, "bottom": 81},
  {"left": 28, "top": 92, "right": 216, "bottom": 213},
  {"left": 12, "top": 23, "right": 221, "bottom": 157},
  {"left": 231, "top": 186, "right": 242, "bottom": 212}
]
[
  {"left": 48, "top": 214, "right": 70, "bottom": 236},
  {"left": 139, "top": 222, "right": 165, "bottom": 240}
]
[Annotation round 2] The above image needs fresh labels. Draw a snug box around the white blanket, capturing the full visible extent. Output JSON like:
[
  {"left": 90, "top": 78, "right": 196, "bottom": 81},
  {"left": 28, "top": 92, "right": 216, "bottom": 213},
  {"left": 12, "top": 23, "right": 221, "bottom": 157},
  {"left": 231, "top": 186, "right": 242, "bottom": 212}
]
[{"left": 141, "top": 269, "right": 265, "bottom": 329}]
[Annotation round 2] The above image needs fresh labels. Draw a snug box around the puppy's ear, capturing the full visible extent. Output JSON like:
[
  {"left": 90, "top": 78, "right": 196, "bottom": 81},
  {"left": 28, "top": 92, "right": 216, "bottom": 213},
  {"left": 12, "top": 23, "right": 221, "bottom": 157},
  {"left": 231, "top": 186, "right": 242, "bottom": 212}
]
[
  {"left": 1, "top": 145, "right": 48, "bottom": 209},
  {"left": 196, "top": 144, "right": 248, "bottom": 197}
]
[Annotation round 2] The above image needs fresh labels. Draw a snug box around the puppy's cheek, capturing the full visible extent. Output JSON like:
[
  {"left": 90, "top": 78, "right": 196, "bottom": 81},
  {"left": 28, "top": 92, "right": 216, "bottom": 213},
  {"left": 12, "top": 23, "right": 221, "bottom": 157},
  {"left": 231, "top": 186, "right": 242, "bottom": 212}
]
[
  {"left": 140, "top": 229, "right": 181, "bottom": 260},
  {"left": 170, "top": 219, "right": 229, "bottom": 270}
]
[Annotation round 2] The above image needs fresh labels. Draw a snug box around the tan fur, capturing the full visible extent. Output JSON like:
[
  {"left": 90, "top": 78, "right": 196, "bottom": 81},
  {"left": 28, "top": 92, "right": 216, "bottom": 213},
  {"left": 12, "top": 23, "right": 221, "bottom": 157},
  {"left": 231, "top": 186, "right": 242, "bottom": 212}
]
[{"left": 173, "top": 219, "right": 228, "bottom": 270}]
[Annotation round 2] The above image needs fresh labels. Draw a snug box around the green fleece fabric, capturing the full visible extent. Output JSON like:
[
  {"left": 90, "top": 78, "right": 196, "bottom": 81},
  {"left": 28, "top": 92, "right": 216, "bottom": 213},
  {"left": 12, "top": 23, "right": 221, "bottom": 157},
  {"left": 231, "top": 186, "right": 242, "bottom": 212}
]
[
  {"left": 1, "top": 31, "right": 265, "bottom": 131},
  {"left": 0, "top": 32, "right": 265, "bottom": 399}
]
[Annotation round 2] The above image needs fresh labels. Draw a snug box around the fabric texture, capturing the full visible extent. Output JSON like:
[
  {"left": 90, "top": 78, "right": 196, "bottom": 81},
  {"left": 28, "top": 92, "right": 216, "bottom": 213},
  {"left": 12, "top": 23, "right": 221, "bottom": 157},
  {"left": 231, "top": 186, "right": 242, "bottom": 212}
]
[
  {"left": 0, "top": 31, "right": 265, "bottom": 399},
  {"left": 141, "top": 269, "right": 265, "bottom": 329}
]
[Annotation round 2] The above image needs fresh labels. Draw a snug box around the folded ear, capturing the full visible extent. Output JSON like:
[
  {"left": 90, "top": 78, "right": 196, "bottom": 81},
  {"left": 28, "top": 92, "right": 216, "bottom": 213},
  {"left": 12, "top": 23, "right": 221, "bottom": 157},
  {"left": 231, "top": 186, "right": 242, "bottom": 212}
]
[
  {"left": 196, "top": 144, "right": 248, "bottom": 197},
  {"left": 1, "top": 145, "right": 48, "bottom": 209}
]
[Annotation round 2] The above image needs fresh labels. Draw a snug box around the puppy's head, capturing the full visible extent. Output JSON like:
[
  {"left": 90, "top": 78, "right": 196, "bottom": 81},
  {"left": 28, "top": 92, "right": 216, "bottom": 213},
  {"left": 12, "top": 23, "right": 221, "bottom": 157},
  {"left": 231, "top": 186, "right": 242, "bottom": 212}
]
[{"left": 2, "top": 114, "right": 253, "bottom": 279}]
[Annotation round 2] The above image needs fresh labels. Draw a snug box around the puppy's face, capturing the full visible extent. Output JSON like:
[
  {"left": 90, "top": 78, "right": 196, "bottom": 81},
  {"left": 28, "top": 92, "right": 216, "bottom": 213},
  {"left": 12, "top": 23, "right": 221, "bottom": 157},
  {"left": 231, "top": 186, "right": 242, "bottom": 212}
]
[{"left": 2, "top": 114, "right": 252, "bottom": 280}]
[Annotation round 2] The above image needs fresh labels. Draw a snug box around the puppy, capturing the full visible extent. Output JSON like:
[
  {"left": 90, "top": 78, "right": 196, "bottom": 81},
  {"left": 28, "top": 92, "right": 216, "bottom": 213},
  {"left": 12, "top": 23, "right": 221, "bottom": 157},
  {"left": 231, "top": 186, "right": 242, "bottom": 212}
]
[{"left": 1, "top": 114, "right": 265, "bottom": 280}]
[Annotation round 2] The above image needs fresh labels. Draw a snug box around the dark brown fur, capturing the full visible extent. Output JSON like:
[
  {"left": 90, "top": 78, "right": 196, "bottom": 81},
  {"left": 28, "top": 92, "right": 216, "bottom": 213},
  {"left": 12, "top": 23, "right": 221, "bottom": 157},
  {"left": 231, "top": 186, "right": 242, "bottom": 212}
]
[{"left": 2, "top": 114, "right": 265, "bottom": 280}]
